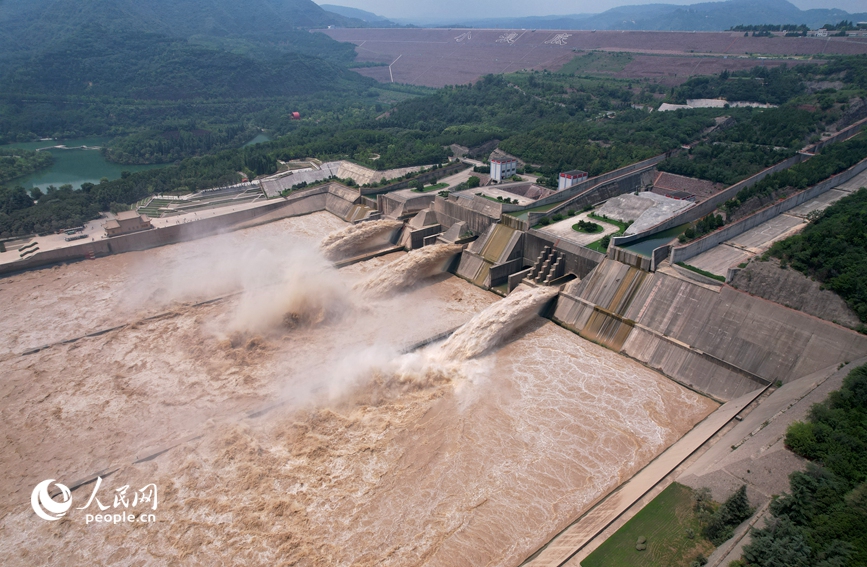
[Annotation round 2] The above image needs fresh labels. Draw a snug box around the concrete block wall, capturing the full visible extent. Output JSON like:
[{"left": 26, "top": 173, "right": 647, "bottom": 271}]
[
  {"left": 0, "top": 185, "right": 354, "bottom": 275},
  {"left": 669, "top": 155, "right": 867, "bottom": 266}
]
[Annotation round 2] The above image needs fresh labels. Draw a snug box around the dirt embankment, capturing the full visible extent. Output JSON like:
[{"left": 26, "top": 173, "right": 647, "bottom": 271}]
[{"left": 730, "top": 258, "right": 862, "bottom": 329}]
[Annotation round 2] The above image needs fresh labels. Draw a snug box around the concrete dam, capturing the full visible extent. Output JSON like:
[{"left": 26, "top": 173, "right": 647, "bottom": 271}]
[{"left": 5, "top": 152, "right": 867, "bottom": 566}]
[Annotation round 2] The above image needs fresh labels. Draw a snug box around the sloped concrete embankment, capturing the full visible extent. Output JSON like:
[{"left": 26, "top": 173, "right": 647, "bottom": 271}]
[
  {"left": 554, "top": 259, "right": 867, "bottom": 401},
  {"left": 456, "top": 223, "right": 524, "bottom": 287}
]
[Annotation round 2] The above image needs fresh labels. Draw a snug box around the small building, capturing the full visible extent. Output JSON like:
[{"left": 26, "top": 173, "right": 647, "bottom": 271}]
[
  {"left": 103, "top": 211, "right": 153, "bottom": 237},
  {"left": 558, "top": 170, "right": 588, "bottom": 190},
  {"left": 490, "top": 157, "right": 517, "bottom": 182}
]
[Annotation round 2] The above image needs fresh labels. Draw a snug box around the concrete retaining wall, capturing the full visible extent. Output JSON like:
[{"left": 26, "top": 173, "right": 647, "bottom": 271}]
[
  {"left": 670, "top": 155, "right": 867, "bottom": 265},
  {"left": 489, "top": 258, "right": 525, "bottom": 287},
  {"left": 0, "top": 184, "right": 356, "bottom": 276},
  {"left": 526, "top": 152, "right": 668, "bottom": 213},
  {"left": 651, "top": 245, "right": 672, "bottom": 271},
  {"left": 613, "top": 154, "right": 807, "bottom": 247},
  {"left": 377, "top": 193, "right": 436, "bottom": 218},
  {"left": 607, "top": 246, "right": 652, "bottom": 271},
  {"left": 501, "top": 214, "right": 530, "bottom": 232},
  {"left": 528, "top": 168, "right": 657, "bottom": 226},
  {"left": 807, "top": 115, "right": 867, "bottom": 153},
  {"left": 405, "top": 225, "right": 442, "bottom": 250}
]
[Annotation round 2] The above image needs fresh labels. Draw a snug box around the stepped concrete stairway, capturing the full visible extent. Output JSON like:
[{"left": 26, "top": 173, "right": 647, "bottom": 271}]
[{"left": 527, "top": 246, "right": 566, "bottom": 285}]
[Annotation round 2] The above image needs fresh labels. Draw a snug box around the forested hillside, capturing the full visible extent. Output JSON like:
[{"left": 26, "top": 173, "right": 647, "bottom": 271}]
[{"left": 0, "top": 0, "right": 372, "bottom": 153}]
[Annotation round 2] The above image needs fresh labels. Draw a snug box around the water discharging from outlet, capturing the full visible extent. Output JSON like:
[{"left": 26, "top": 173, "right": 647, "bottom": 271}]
[
  {"left": 320, "top": 219, "right": 404, "bottom": 261},
  {"left": 354, "top": 243, "right": 463, "bottom": 297},
  {"left": 440, "top": 285, "right": 559, "bottom": 360}
]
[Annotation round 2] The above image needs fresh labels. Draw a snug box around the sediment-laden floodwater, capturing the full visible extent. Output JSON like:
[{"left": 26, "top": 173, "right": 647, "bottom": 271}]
[{"left": 0, "top": 212, "right": 716, "bottom": 566}]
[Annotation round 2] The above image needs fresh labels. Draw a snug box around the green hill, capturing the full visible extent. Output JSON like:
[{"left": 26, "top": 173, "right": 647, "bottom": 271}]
[{"left": 2, "top": 26, "right": 355, "bottom": 100}]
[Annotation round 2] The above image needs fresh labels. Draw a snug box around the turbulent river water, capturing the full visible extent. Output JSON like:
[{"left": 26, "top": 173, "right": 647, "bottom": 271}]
[{"left": 0, "top": 211, "right": 717, "bottom": 566}]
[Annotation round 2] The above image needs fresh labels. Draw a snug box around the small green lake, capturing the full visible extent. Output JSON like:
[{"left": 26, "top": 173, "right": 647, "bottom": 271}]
[
  {"left": 244, "top": 134, "right": 272, "bottom": 147},
  {"left": 4, "top": 137, "right": 161, "bottom": 191}
]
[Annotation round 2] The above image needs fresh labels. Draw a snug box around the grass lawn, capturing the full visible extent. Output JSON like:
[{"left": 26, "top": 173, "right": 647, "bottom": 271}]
[
  {"left": 676, "top": 262, "right": 726, "bottom": 283},
  {"left": 586, "top": 238, "right": 609, "bottom": 254},
  {"left": 582, "top": 483, "right": 715, "bottom": 567},
  {"left": 588, "top": 213, "right": 630, "bottom": 232},
  {"left": 412, "top": 182, "right": 449, "bottom": 193}
]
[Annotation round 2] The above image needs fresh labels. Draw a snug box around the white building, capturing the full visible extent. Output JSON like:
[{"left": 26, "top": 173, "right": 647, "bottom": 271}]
[
  {"left": 490, "top": 157, "right": 517, "bottom": 182},
  {"left": 558, "top": 170, "right": 588, "bottom": 190}
]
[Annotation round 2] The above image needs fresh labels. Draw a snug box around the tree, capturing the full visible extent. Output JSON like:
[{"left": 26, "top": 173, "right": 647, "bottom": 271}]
[
  {"left": 703, "top": 485, "right": 753, "bottom": 545},
  {"left": 0, "top": 186, "right": 34, "bottom": 214},
  {"left": 467, "top": 176, "right": 481, "bottom": 188}
]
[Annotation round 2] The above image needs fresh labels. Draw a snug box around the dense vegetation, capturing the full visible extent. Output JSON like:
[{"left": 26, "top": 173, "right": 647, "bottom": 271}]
[
  {"left": 0, "top": 149, "right": 53, "bottom": 184},
  {"left": 768, "top": 187, "right": 867, "bottom": 324},
  {"left": 659, "top": 142, "right": 794, "bottom": 186},
  {"left": 671, "top": 66, "right": 805, "bottom": 106},
  {"left": 678, "top": 213, "right": 724, "bottom": 243},
  {"left": 655, "top": 59, "right": 867, "bottom": 188},
  {"left": 735, "top": 364, "right": 867, "bottom": 567},
  {"left": 725, "top": 134, "right": 867, "bottom": 217}
]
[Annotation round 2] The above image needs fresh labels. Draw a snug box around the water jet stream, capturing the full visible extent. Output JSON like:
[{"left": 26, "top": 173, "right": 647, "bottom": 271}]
[
  {"left": 320, "top": 219, "right": 404, "bottom": 261},
  {"left": 354, "top": 243, "right": 463, "bottom": 297},
  {"left": 440, "top": 285, "right": 559, "bottom": 361}
]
